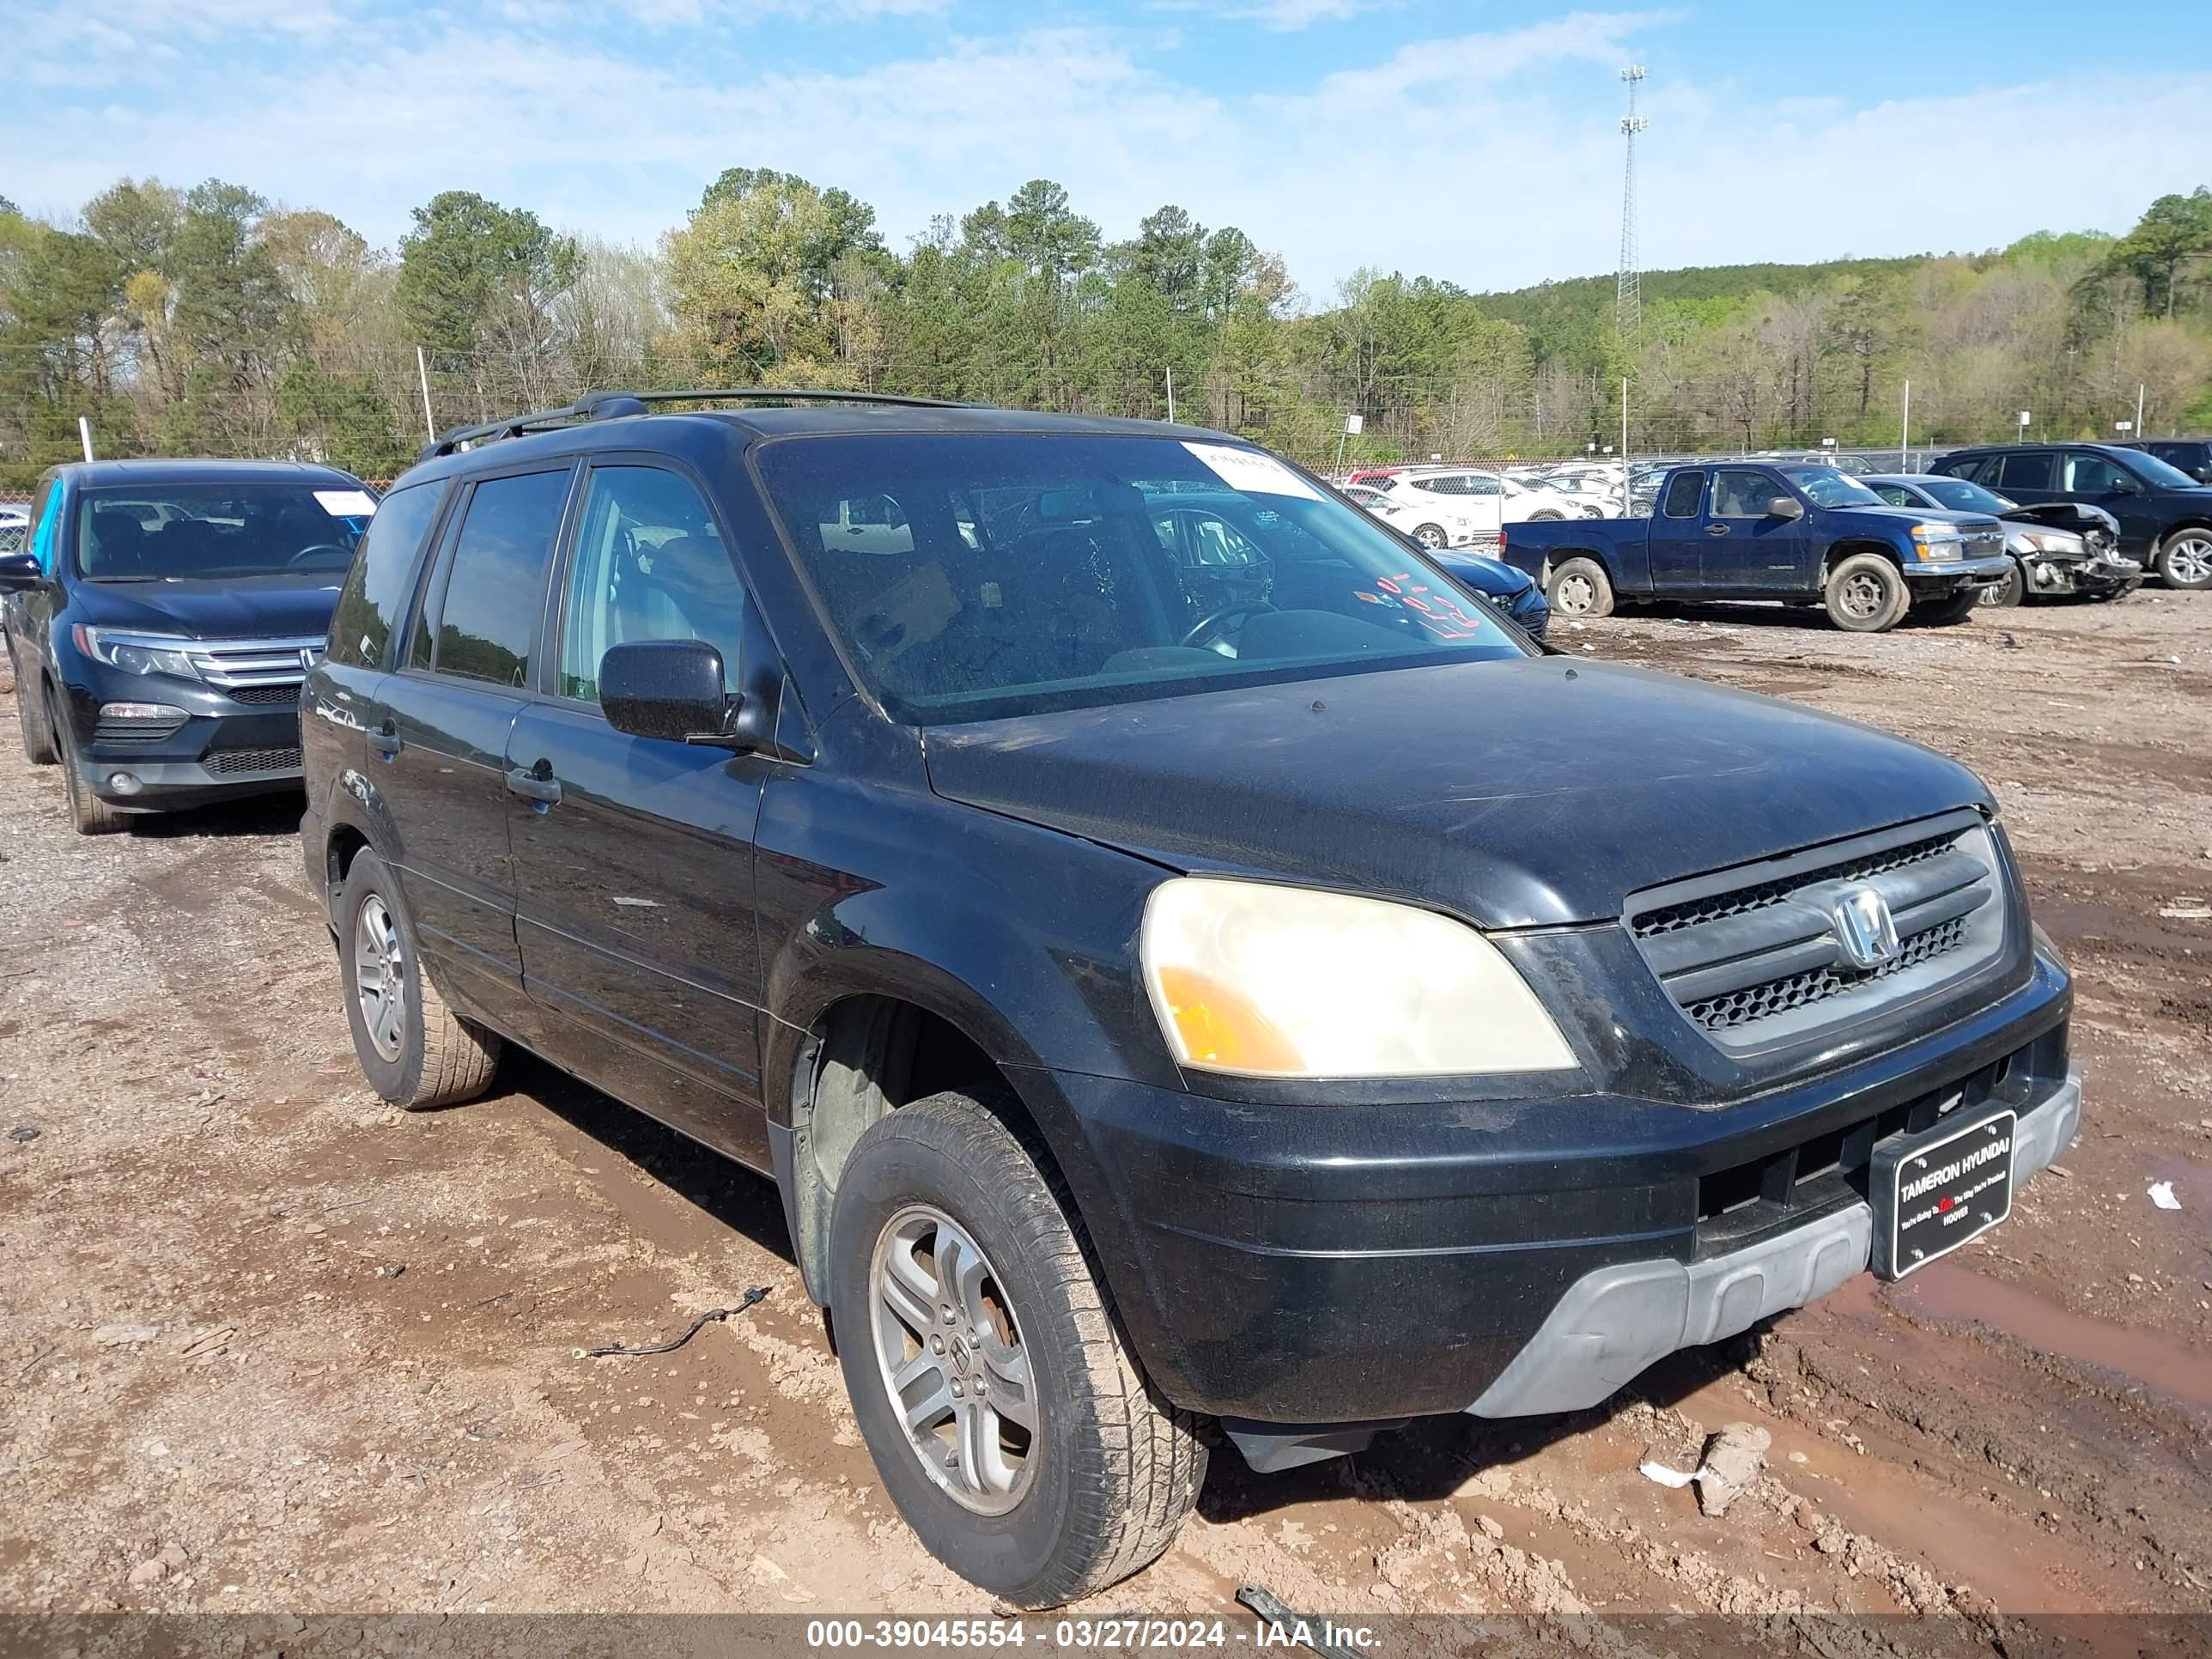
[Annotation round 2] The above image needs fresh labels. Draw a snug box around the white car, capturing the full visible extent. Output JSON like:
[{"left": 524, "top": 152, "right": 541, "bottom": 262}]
[
  {"left": 0, "top": 507, "right": 28, "bottom": 556},
  {"left": 1376, "top": 469, "right": 1594, "bottom": 546}
]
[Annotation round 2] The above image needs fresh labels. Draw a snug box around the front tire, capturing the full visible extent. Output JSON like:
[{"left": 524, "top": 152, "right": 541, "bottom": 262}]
[
  {"left": 1413, "top": 523, "right": 1447, "bottom": 550},
  {"left": 55, "top": 705, "right": 125, "bottom": 835},
  {"left": 2154, "top": 529, "right": 2212, "bottom": 590},
  {"left": 337, "top": 848, "right": 501, "bottom": 1109},
  {"left": 829, "top": 1091, "right": 1206, "bottom": 1607},
  {"left": 1978, "top": 559, "right": 2025, "bottom": 608},
  {"left": 1908, "top": 589, "right": 1982, "bottom": 628},
  {"left": 1824, "top": 554, "right": 1908, "bottom": 633},
  {"left": 16, "top": 671, "right": 58, "bottom": 764},
  {"left": 1546, "top": 556, "right": 1615, "bottom": 620}
]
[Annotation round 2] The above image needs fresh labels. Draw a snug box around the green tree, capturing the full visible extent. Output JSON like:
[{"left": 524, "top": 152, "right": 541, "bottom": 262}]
[
  {"left": 2104, "top": 186, "right": 2212, "bottom": 318},
  {"left": 395, "top": 190, "right": 580, "bottom": 358}
]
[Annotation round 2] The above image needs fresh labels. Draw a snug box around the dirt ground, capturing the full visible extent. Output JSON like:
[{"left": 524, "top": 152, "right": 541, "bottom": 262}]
[{"left": 1, "top": 590, "right": 2207, "bottom": 1636}]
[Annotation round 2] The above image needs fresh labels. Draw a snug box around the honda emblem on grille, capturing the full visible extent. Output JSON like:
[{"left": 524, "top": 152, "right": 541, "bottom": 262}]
[{"left": 1832, "top": 886, "right": 1900, "bottom": 969}]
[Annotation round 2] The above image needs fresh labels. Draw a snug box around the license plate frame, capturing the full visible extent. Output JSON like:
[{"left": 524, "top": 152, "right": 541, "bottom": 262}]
[{"left": 1869, "top": 1104, "right": 2017, "bottom": 1279}]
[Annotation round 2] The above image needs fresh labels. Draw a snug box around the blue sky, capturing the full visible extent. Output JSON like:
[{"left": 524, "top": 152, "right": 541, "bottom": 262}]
[{"left": 10, "top": 0, "right": 2212, "bottom": 298}]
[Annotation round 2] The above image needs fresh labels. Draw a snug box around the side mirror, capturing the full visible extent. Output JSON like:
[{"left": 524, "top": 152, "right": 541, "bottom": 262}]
[
  {"left": 2194, "top": 466, "right": 2212, "bottom": 485},
  {"left": 599, "top": 640, "right": 740, "bottom": 746},
  {"left": 1766, "top": 495, "right": 1805, "bottom": 521},
  {"left": 0, "top": 550, "right": 40, "bottom": 592}
]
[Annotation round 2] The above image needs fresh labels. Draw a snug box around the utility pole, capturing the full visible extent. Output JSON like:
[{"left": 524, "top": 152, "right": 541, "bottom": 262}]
[
  {"left": 78, "top": 416, "right": 95, "bottom": 463},
  {"left": 415, "top": 346, "right": 437, "bottom": 442},
  {"left": 1899, "top": 379, "right": 1911, "bottom": 473},
  {"left": 1165, "top": 365, "right": 1176, "bottom": 424},
  {"left": 2136, "top": 382, "right": 2146, "bottom": 440},
  {"left": 1620, "top": 379, "right": 1631, "bottom": 515},
  {"left": 1616, "top": 65, "right": 1649, "bottom": 346}
]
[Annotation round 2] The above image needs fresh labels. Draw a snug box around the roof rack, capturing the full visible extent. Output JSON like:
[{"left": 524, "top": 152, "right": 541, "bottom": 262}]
[{"left": 417, "top": 386, "right": 976, "bottom": 462}]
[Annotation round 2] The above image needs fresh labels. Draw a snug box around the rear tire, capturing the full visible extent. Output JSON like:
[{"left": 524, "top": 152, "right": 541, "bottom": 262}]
[
  {"left": 337, "top": 848, "right": 501, "bottom": 1109},
  {"left": 16, "top": 671, "right": 57, "bottom": 764},
  {"left": 1546, "top": 556, "right": 1614, "bottom": 620},
  {"left": 2153, "top": 529, "right": 2212, "bottom": 590},
  {"left": 1824, "top": 554, "right": 1908, "bottom": 633},
  {"left": 55, "top": 706, "right": 125, "bottom": 835},
  {"left": 829, "top": 1090, "right": 1206, "bottom": 1607}
]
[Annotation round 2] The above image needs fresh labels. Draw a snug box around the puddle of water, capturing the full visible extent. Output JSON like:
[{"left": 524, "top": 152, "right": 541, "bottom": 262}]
[{"left": 1889, "top": 1261, "right": 2212, "bottom": 1415}]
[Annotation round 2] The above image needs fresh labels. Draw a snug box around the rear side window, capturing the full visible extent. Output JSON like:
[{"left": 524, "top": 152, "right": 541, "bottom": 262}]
[
  {"left": 1996, "top": 452, "right": 2055, "bottom": 491},
  {"left": 1933, "top": 454, "right": 1989, "bottom": 483},
  {"left": 326, "top": 483, "right": 442, "bottom": 669},
  {"left": 414, "top": 469, "right": 572, "bottom": 687},
  {"left": 1662, "top": 471, "right": 1706, "bottom": 518}
]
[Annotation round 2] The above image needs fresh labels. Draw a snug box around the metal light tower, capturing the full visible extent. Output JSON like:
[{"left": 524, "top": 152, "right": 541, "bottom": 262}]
[{"left": 1616, "top": 65, "right": 1648, "bottom": 344}]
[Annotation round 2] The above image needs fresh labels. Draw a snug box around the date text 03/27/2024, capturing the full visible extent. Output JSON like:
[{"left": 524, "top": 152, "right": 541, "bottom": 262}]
[{"left": 805, "top": 1617, "right": 1383, "bottom": 1650}]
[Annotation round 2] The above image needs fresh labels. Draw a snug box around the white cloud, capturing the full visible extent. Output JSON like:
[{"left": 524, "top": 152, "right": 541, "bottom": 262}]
[{"left": 7, "top": 7, "right": 2212, "bottom": 297}]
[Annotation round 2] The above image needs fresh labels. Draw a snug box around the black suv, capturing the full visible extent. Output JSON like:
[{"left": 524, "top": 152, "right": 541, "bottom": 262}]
[
  {"left": 301, "top": 391, "right": 2081, "bottom": 1607},
  {"left": 1930, "top": 441, "right": 2212, "bottom": 590},
  {"left": 1, "top": 459, "right": 374, "bottom": 832}
]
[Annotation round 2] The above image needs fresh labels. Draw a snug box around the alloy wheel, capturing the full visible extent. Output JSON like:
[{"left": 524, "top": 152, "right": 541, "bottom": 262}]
[
  {"left": 2164, "top": 533, "right": 2212, "bottom": 586},
  {"left": 354, "top": 895, "right": 407, "bottom": 1062},
  {"left": 870, "top": 1204, "right": 1038, "bottom": 1515}
]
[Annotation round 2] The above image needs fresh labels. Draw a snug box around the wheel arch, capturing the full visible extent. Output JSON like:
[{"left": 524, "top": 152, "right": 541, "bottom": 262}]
[{"left": 1818, "top": 538, "right": 1907, "bottom": 586}]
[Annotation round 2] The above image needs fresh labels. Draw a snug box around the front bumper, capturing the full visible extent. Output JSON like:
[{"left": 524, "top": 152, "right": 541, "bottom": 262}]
[
  {"left": 2023, "top": 551, "right": 2142, "bottom": 596},
  {"left": 60, "top": 673, "right": 306, "bottom": 811},
  {"left": 1032, "top": 947, "right": 2071, "bottom": 1448},
  {"left": 1470, "top": 1066, "right": 2078, "bottom": 1418},
  {"left": 1905, "top": 551, "right": 2014, "bottom": 588}
]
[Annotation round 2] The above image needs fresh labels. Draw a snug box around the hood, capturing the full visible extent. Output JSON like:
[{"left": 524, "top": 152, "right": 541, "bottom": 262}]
[
  {"left": 922, "top": 658, "right": 1991, "bottom": 929},
  {"left": 1431, "top": 551, "right": 1535, "bottom": 599},
  {"left": 1997, "top": 501, "right": 2118, "bottom": 535},
  {"left": 1856, "top": 504, "right": 2004, "bottom": 535},
  {"left": 70, "top": 572, "right": 343, "bottom": 641}
]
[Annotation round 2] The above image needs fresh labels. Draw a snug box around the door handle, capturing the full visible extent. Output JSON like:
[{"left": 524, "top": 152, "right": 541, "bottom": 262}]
[
  {"left": 368, "top": 722, "right": 402, "bottom": 757},
  {"left": 505, "top": 765, "right": 562, "bottom": 806},
  {"left": 1704, "top": 523, "right": 1730, "bottom": 537}
]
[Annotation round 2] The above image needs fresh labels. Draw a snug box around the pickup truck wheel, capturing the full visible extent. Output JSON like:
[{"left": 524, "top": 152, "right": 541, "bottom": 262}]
[
  {"left": 1547, "top": 556, "right": 1614, "bottom": 620},
  {"left": 1824, "top": 555, "right": 1907, "bottom": 633},
  {"left": 1978, "top": 560, "right": 2025, "bottom": 608},
  {"left": 2154, "top": 529, "right": 2212, "bottom": 590},
  {"left": 15, "top": 670, "right": 58, "bottom": 764},
  {"left": 1413, "top": 523, "right": 1448, "bottom": 550},
  {"left": 337, "top": 848, "right": 502, "bottom": 1109},
  {"left": 830, "top": 1090, "right": 1206, "bottom": 1607}
]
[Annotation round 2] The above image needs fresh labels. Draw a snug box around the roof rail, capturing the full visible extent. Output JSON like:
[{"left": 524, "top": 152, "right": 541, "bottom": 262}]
[{"left": 417, "top": 386, "right": 977, "bottom": 463}]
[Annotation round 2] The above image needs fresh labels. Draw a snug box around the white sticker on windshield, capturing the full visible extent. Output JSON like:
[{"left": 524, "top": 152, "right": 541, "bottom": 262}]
[
  {"left": 1182, "top": 441, "right": 1322, "bottom": 501},
  {"left": 313, "top": 489, "right": 378, "bottom": 517}
]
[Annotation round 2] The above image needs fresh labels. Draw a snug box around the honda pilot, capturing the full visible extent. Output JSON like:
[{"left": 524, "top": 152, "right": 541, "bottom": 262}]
[
  {"left": 300, "top": 391, "right": 2081, "bottom": 1607},
  {"left": 2, "top": 459, "right": 374, "bottom": 832}
]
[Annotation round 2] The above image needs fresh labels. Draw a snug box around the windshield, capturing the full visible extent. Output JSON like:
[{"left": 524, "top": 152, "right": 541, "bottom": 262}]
[
  {"left": 1918, "top": 477, "right": 2014, "bottom": 514},
  {"left": 756, "top": 434, "right": 1528, "bottom": 724},
  {"left": 76, "top": 482, "right": 374, "bottom": 580},
  {"left": 2124, "top": 449, "right": 2199, "bottom": 490},
  {"left": 1778, "top": 465, "right": 1882, "bottom": 508}
]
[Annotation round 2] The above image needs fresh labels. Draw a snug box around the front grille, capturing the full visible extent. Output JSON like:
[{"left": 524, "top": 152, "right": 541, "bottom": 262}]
[
  {"left": 205, "top": 745, "right": 302, "bottom": 776},
  {"left": 1683, "top": 915, "right": 1966, "bottom": 1033},
  {"left": 1626, "top": 812, "right": 2008, "bottom": 1049},
  {"left": 1965, "top": 529, "right": 2005, "bottom": 561},
  {"left": 222, "top": 682, "right": 304, "bottom": 707},
  {"left": 184, "top": 637, "right": 323, "bottom": 690}
]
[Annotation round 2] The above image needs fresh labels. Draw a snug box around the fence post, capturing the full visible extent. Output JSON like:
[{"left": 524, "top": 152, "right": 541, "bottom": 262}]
[
  {"left": 415, "top": 347, "right": 437, "bottom": 442},
  {"left": 1899, "top": 379, "right": 1911, "bottom": 472}
]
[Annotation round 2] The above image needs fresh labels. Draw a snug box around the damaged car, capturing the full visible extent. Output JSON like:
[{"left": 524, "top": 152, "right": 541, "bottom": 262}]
[
  {"left": 302, "top": 391, "right": 2081, "bottom": 1607},
  {"left": 1863, "top": 474, "right": 2136, "bottom": 607}
]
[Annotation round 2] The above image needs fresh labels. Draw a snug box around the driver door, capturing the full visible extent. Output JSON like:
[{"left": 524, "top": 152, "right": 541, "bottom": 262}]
[{"left": 1701, "top": 468, "right": 1810, "bottom": 593}]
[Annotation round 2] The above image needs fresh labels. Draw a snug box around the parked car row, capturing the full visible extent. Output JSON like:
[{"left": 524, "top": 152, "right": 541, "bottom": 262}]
[
  {"left": 1498, "top": 440, "right": 2212, "bottom": 631},
  {"left": 0, "top": 398, "right": 2104, "bottom": 1608}
]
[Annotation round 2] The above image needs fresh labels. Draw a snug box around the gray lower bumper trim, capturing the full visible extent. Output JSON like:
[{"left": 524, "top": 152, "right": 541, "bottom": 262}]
[{"left": 1469, "top": 1068, "right": 2081, "bottom": 1419}]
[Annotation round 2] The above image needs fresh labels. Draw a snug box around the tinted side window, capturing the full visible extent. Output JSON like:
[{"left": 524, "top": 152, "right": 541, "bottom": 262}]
[
  {"left": 1933, "top": 454, "right": 1987, "bottom": 483},
  {"left": 557, "top": 465, "right": 746, "bottom": 703},
  {"left": 1662, "top": 471, "right": 1706, "bottom": 518},
  {"left": 421, "top": 470, "right": 572, "bottom": 687},
  {"left": 1870, "top": 484, "right": 1913, "bottom": 507},
  {"left": 326, "top": 483, "right": 444, "bottom": 669},
  {"left": 1996, "top": 452, "right": 2055, "bottom": 491}
]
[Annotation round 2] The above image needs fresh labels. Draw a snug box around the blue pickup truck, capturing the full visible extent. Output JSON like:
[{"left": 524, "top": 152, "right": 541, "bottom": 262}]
[{"left": 1501, "top": 460, "right": 2014, "bottom": 632}]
